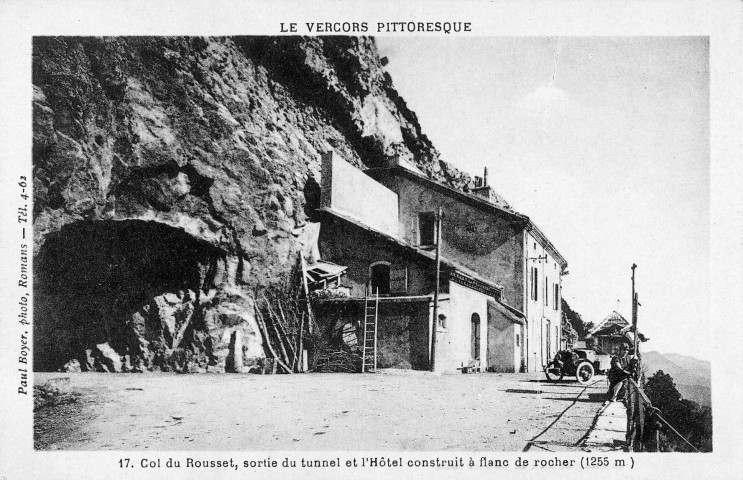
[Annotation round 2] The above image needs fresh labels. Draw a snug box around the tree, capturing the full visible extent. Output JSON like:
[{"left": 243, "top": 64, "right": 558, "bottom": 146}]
[
  {"left": 644, "top": 370, "right": 712, "bottom": 452},
  {"left": 561, "top": 299, "right": 592, "bottom": 338},
  {"left": 645, "top": 370, "right": 682, "bottom": 409}
]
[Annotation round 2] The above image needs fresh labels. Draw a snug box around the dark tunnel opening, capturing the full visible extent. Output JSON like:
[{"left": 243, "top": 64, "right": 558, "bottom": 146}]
[{"left": 33, "top": 219, "right": 226, "bottom": 371}]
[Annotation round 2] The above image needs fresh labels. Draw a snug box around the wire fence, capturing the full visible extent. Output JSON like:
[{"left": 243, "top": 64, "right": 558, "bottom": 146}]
[{"left": 626, "top": 377, "right": 701, "bottom": 453}]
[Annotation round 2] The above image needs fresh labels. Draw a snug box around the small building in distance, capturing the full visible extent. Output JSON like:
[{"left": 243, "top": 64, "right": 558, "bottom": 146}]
[{"left": 584, "top": 310, "right": 647, "bottom": 355}]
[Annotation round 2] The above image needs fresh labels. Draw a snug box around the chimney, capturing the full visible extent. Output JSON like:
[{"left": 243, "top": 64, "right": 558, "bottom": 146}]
[
  {"left": 472, "top": 166, "right": 495, "bottom": 203},
  {"left": 471, "top": 166, "right": 511, "bottom": 209}
]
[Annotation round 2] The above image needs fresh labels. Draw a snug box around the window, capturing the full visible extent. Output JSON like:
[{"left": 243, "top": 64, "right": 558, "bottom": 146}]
[
  {"left": 370, "top": 262, "right": 407, "bottom": 295},
  {"left": 370, "top": 262, "right": 390, "bottom": 295},
  {"left": 437, "top": 314, "right": 447, "bottom": 330},
  {"left": 516, "top": 334, "right": 520, "bottom": 347},
  {"left": 553, "top": 283, "right": 559, "bottom": 310},
  {"left": 530, "top": 267, "right": 538, "bottom": 301},
  {"left": 418, "top": 212, "right": 436, "bottom": 246},
  {"left": 544, "top": 276, "right": 549, "bottom": 306}
]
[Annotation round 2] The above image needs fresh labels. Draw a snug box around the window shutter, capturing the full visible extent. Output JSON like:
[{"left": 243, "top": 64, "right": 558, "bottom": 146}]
[
  {"left": 553, "top": 283, "right": 559, "bottom": 310},
  {"left": 390, "top": 265, "right": 408, "bottom": 294}
]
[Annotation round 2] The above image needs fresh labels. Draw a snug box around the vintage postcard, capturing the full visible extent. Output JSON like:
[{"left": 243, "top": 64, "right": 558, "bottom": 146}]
[{"left": 0, "top": 1, "right": 741, "bottom": 479}]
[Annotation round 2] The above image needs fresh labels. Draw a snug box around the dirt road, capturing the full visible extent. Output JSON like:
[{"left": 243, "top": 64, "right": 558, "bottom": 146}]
[{"left": 34, "top": 370, "right": 609, "bottom": 451}]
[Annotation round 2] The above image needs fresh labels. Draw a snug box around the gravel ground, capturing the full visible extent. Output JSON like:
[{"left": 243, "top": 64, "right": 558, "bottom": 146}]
[{"left": 34, "top": 370, "right": 609, "bottom": 451}]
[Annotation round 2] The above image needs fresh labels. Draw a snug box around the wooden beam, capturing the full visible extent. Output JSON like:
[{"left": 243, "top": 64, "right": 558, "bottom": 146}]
[
  {"left": 297, "top": 311, "right": 305, "bottom": 373},
  {"left": 264, "top": 293, "right": 297, "bottom": 361},
  {"left": 254, "top": 307, "right": 292, "bottom": 374},
  {"left": 300, "top": 252, "right": 314, "bottom": 334}
]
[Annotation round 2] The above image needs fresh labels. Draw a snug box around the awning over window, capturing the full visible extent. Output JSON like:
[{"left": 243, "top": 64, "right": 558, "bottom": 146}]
[
  {"left": 620, "top": 324, "right": 649, "bottom": 343},
  {"left": 305, "top": 260, "right": 348, "bottom": 287}
]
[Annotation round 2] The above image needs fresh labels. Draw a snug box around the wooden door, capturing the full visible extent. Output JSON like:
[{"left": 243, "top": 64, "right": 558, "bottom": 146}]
[{"left": 471, "top": 313, "right": 481, "bottom": 360}]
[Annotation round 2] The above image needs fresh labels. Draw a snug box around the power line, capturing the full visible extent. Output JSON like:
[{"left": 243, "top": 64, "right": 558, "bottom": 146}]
[{"left": 650, "top": 407, "right": 702, "bottom": 453}]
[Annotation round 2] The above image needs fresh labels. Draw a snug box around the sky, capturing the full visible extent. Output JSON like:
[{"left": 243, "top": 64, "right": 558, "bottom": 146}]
[{"left": 376, "top": 37, "right": 710, "bottom": 359}]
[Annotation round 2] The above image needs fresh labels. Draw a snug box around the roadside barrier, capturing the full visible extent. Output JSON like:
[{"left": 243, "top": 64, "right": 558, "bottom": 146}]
[{"left": 626, "top": 378, "right": 701, "bottom": 453}]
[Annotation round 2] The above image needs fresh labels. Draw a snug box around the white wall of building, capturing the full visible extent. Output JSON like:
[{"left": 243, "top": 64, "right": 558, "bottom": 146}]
[
  {"left": 524, "top": 231, "right": 563, "bottom": 372},
  {"left": 320, "top": 151, "right": 399, "bottom": 238},
  {"left": 485, "top": 300, "right": 522, "bottom": 373},
  {"left": 433, "top": 282, "right": 490, "bottom": 373}
]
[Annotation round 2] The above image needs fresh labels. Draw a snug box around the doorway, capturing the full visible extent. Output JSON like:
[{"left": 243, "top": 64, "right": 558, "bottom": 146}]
[{"left": 471, "top": 313, "right": 481, "bottom": 360}]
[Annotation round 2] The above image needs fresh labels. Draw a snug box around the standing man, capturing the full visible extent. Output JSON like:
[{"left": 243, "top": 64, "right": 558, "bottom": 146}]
[{"left": 604, "top": 344, "right": 631, "bottom": 406}]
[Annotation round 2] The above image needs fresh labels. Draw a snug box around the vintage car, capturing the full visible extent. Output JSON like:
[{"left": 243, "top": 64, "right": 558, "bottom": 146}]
[{"left": 544, "top": 348, "right": 613, "bottom": 384}]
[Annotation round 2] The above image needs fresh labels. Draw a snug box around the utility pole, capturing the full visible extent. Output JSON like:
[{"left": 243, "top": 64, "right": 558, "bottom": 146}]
[
  {"left": 631, "top": 263, "right": 639, "bottom": 358},
  {"left": 430, "top": 207, "right": 443, "bottom": 373},
  {"left": 628, "top": 263, "right": 640, "bottom": 452},
  {"left": 633, "top": 292, "right": 639, "bottom": 358}
]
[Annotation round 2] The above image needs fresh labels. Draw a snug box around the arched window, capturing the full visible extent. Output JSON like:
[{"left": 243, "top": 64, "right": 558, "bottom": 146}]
[
  {"left": 471, "top": 313, "right": 481, "bottom": 360},
  {"left": 369, "top": 262, "right": 391, "bottom": 295}
]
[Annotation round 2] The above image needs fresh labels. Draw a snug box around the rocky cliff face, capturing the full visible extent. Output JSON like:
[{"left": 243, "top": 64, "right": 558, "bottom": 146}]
[{"left": 32, "top": 36, "right": 475, "bottom": 372}]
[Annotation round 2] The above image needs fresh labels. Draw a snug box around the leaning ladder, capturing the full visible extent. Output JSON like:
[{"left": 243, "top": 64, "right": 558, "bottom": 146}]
[{"left": 361, "top": 289, "right": 379, "bottom": 373}]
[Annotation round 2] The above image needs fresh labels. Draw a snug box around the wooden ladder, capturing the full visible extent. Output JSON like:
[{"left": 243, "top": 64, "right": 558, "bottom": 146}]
[{"left": 361, "top": 290, "right": 379, "bottom": 373}]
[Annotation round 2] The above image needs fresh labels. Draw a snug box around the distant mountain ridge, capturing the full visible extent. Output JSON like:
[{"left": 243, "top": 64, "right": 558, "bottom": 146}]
[{"left": 642, "top": 351, "right": 711, "bottom": 407}]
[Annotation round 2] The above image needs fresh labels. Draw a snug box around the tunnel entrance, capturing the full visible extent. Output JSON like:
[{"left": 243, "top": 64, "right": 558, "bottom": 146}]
[{"left": 34, "top": 219, "right": 229, "bottom": 372}]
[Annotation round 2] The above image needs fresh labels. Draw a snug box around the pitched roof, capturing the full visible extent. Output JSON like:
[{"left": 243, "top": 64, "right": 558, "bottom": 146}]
[
  {"left": 490, "top": 298, "right": 525, "bottom": 325},
  {"left": 586, "top": 310, "right": 634, "bottom": 339},
  {"left": 319, "top": 206, "right": 518, "bottom": 308},
  {"left": 366, "top": 165, "right": 526, "bottom": 221},
  {"left": 366, "top": 164, "right": 568, "bottom": 269},
  {"left": 586, "top": 311, "right": 629, "bottom": 337},
  {"left": 585, "top": 311, "right": 648, "bottom": 344}
]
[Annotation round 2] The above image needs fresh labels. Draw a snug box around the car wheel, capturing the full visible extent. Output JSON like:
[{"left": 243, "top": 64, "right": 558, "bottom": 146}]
[
  {"left": 576, "top": 361, "right": 595, "bottom": 385},
  {"left": 545, "top": 361, "right": 565, "bottom": 382}
]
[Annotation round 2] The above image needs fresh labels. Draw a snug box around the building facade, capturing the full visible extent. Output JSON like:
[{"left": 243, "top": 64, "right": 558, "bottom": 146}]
[
  {"left": 315, "top": 151, "right": 566, "bottom": 373},
  {"left": 523, "top": 227, "right": 566, "bottom": 372}
]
